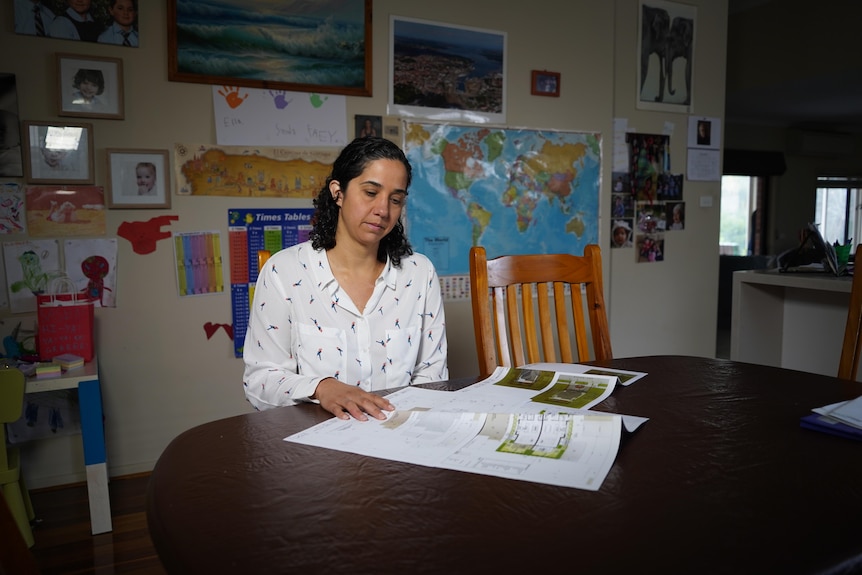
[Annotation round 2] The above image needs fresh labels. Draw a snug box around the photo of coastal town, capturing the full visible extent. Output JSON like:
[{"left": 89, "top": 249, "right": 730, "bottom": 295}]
[{"left": 391, "top": 17, "right": 505, "bottom": 122}]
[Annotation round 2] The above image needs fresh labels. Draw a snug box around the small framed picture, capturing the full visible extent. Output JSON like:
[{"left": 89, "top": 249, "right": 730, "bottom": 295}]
[
  {"left": 106, "top": 149, "right": 171, "bottom": 209},
  {"left": 57, "top": 53, "right": 124, "bottom": 120},
  {"left": 22, "top": 121, "right": 94, "bottom": 184},
  {"left": 354, "top": 114, "right": 381, "bottom": 139},
  {"left": 531, "top": 70, "right": 560, "bottom": 97}
]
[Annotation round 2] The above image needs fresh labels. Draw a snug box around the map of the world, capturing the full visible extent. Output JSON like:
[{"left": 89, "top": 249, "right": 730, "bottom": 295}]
[{"left": 403, "top": 123, "right": 602, "bottom": 276}]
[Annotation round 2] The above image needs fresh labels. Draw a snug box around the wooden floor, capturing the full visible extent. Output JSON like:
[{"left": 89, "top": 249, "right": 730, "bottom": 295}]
[{"left": 27, "top": 473, "right": 166, "bottom": 574}]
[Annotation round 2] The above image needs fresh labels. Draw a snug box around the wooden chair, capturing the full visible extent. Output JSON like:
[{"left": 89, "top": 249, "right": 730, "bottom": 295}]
[
  {"left": 0, "top": 365, "right": 35, "bottom": 548},
  {"left": 469, "top": 245, "right": 612, "bottom": 377},
  {"left": 838, "top": 244, "right": 862, "bottom": 380}
]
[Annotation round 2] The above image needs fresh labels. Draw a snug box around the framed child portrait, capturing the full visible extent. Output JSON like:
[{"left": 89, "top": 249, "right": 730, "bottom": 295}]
[
  {"left": 22, "top": 121, "right": 94, "bottom": 185},
  {"left": 106, "top": 149, "right": 170, "bottom": 209},
  {"left": 57, "top": 53, "right": 124, "bottom": 119}
]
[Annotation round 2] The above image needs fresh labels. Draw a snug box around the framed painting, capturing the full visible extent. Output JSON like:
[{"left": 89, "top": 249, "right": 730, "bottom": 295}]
[
  {"left": 531, "top": 70, "right": 560, "bottom": 97},
  {"left": 22, "top": 121, "right": 94, "bottom": 185},
  {"left": 57, "top": 53, "right": 124, "bottom": 119},
  {"left": 24, "top": 185, "right": 106, "bottom": 237},
  {"left": 389, "top": 16, "right": 507, "bottom": 124},
  {"left": 106, "top": 148, "right": 171, "bottom": 209},
  {"left": 168, "top": 0, "right": 371, "bottom": 97},
  {"left": 637, "top": 0, "right": 696, "bottom": 113}
]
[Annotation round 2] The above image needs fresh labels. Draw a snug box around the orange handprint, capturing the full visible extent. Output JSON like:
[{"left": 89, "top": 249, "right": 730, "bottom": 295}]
[{"left": 218, "top": 86, "right": 248, "bottom": 109}]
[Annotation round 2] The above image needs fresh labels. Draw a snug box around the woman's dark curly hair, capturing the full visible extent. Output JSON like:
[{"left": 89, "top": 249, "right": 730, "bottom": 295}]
[{"left": 310, "top": 136, "right": 413, "bottom": 267}]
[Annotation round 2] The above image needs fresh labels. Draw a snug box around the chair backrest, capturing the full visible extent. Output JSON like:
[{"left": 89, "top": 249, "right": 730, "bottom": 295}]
[
  {"left": 0, "top": 366, "right": 26, "bottom": 472},
  {"left": 838, "top": 244, "right": 862, "bottom": 380},
  {"left": 469, "top": 245, "right": 612, "bottom": 377},
  {"left": 0, "top": 366, "right": 25, "bottom": 424}
]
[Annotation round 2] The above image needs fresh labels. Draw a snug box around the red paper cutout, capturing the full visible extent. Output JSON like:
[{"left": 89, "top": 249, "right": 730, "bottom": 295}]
[
  {"left": 117, "top": 215, "right": 179, "bottom": 254},
  {"left": 204, "top": 322, "right": 234, "bottom": 341}
]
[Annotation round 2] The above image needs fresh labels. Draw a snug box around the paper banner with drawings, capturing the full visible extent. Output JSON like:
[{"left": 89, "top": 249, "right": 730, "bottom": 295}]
[
  {"left": 212, "top": 86, "right": 348, "bottom": 147},
  {"left": 173, "top": 143, "right": 338, "bottom": 198},
  {"left": 2, "top": 239, "right": 62, "bottom": 313},
  {"left": 0, "top": 183, "right": 25, "bottom": 234},
  {"left": 64, "top": 238, "right": 118, "bottom": 308}
]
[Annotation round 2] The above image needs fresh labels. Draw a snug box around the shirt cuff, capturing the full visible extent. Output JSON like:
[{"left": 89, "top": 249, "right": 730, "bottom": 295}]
[{"left": 292, "top": 376, "right": 325, "bottom": 404}]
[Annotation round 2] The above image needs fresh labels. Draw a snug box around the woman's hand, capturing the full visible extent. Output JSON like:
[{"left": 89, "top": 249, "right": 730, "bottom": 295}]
[{"left": 313, "top": 378, "right": 394, "bottom": 421}]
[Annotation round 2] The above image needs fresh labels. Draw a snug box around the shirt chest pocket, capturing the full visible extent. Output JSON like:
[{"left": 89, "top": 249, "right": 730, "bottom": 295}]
[
  {"left": 295, "top": 322, "right": 347, "bottom": 377},
  {"left": 383, "top": 325, "right": 421, "bottom": 385}
]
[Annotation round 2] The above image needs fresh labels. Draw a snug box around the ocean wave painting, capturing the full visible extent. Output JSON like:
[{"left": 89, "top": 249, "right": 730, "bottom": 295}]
[{"left": 169, "top": 0, "right": 370, "bottom": 96}]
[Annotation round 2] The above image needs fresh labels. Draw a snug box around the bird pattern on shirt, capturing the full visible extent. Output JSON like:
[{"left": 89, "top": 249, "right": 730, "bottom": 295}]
[{"left": 242, "top": 241, "right": 448, "bottom": 411}]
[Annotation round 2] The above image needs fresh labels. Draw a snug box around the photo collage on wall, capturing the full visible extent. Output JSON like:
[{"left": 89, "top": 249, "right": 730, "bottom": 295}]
[{"left": 611, "top": 133, "right": 685, "bottom": 263}]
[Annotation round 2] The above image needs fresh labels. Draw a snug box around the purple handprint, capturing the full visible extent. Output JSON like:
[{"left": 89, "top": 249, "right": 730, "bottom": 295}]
[{"left": 269, "top": 90, "right": 293, "bottom": 110}]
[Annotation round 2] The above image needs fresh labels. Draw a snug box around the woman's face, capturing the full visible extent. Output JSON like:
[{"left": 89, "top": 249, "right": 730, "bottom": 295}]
[{"left": 332, "top": 159, "right": 407, "bottom": 249}]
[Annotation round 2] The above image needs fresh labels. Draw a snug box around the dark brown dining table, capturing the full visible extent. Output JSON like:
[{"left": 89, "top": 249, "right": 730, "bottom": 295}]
[{"left": 146, "top": 356, "right": 862, "bottom": 574}]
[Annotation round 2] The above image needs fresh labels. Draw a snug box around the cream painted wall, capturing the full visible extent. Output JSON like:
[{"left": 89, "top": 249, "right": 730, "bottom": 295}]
[
  {"left": 1, "top": 0, "right": 727, "bottom": 488},
  {"left": 608, "top": 1, "right": 728, "bottom": 357}
]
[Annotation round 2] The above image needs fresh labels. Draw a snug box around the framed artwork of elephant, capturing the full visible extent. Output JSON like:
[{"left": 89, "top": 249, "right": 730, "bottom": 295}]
[{"left": 637, "top": 0, "right": 696, "bottom": 113}]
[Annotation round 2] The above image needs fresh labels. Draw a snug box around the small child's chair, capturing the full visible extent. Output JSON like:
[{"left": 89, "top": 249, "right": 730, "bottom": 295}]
[{"left": 0, "top": 364, "right": 35, "bottom": 547}]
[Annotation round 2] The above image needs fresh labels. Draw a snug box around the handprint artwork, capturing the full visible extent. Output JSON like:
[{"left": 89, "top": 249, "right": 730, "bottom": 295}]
[
  {"left": 218, "top": 86, "right": 248, "bottom": 109},
  {"left": 269, "top": 90, "right": 293, "bottom": 110}
]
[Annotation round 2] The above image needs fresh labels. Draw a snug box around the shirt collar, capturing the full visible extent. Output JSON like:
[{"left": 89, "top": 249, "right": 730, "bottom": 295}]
[{"left": 311, "top": 246, "right": 396, "bottom": 294}]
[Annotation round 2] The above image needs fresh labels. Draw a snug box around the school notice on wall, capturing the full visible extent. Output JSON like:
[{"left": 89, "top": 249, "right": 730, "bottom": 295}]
[{"left": 228, "top": 208, "right": 315, "bottom": 357}]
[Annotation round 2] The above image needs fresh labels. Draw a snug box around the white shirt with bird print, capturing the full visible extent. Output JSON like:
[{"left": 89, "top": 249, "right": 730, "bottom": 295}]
[{"left": 242, "top": 241, "right": 448, "bottom": 410}]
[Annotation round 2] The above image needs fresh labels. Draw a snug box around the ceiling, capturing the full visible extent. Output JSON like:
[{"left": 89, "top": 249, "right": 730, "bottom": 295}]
[{"left": 725, "top": 0, "right": 862, "bottom": 135}]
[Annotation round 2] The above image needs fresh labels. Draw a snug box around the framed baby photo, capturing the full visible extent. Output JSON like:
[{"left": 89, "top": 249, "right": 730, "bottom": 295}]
[
  {"left": 57, "top": 53, "right": 125, "bottom": 120},
  {"left": 106, "top": 149, "right": 171, "bottom": 209},
  {"left": 22, "top": 121, "right": 95, "bottom": 185}
]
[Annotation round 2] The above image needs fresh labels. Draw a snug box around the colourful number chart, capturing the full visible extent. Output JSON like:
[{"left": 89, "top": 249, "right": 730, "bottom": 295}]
[
  {"left": 228, "top": 208, "right": 314, "bottom": 357},
  {"left": 173, "top": 231, "right": 224, "bottom": 297}
]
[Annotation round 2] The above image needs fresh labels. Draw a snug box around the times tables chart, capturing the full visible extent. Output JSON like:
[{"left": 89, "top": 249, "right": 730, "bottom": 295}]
[{"left": 228, "top": 208, "right": 314, "bottom": 357}]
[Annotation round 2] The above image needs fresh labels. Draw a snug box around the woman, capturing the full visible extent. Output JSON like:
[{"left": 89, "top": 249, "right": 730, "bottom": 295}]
[{"left": 242, "top": 137, "right": 448, "bottom": 420}]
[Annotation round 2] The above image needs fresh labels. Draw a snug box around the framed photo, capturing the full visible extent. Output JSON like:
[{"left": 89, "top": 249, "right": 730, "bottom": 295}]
[
  {"left": 354, "top": 114, "right": 381, "bottom": 139},
  {"left": 531, "top": 70, "right": 560, "bottom": 97},
  {"left": 14, "top": 1, "right": 140, "bottom": 47},
  {"left": 57, "top": 53, "right": 124, "bottom": 119},
  {"left": 22, "top": 121, "right": 94, "bottom": 184},
  {"left": 168, "top": 0, "right": 371, "bottom": 97},
  {"left": 389, "top": 16, "right": 507, "bottom": 124},
  {"left": 637, "top": 0, "right": 696, "bottom": 113},
  {"left": 106, "top": 149, "right": 171, "bottom": 209}
]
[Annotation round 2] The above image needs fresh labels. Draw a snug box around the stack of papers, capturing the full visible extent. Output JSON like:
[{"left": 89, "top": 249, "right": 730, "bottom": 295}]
[
  {"left": 53, "top": 353, "right": 84, "bottom": 371},
  {"left": 801, "top": 396, "right": 862, "bottom": 441},
  {"left": 35, "top": 362, "right": 61, "bottom": 378},
  {"left": 286, "top": 365, "right": 650, "bottom": 491}
]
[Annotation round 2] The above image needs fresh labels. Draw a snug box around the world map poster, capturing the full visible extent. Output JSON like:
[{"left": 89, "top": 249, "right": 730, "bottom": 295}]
[{"left": 403, "top": 123, "right": 602, "bottom": 276}]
